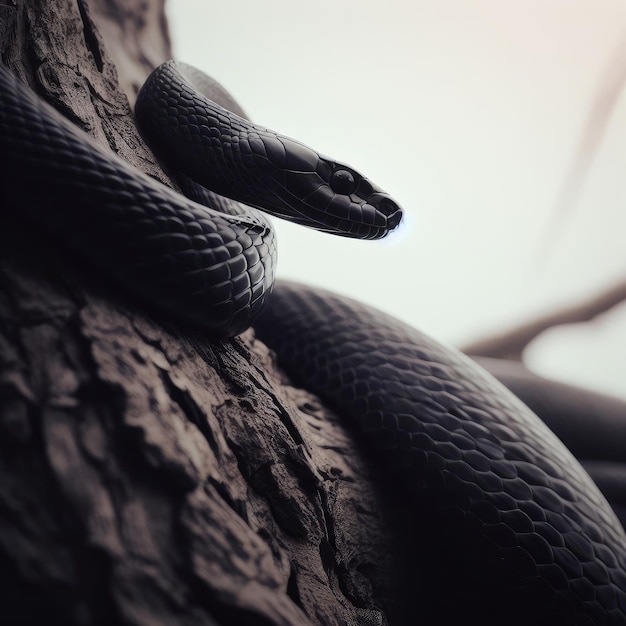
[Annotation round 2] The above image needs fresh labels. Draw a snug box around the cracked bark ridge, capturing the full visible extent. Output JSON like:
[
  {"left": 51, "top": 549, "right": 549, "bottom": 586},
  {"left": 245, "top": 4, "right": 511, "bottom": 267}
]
[{"left": 0, "top": 1, "right": 402, "bottom": 624}]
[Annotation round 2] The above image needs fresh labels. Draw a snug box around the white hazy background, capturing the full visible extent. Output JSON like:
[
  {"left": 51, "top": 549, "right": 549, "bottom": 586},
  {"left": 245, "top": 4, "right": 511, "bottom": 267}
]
[{"left": 168, "top": 1, "right": 626, "bottom": 400}]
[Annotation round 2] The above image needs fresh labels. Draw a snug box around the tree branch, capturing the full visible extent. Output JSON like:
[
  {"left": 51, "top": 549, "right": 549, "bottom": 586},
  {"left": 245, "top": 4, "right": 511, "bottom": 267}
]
[{"left": 461, "top": 278, "right": 626, "bottom": 361}]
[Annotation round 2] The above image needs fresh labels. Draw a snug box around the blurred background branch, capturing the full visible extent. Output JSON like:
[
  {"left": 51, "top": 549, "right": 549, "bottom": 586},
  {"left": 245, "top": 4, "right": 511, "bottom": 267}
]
[{"left": 462, "top": 279, "right": 626, "bottom": 360}]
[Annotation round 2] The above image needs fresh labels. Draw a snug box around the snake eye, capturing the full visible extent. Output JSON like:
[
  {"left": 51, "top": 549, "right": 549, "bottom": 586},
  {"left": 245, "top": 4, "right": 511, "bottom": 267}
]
[{"left": 330, "top": 169, "right": 356, "bottom": 195}]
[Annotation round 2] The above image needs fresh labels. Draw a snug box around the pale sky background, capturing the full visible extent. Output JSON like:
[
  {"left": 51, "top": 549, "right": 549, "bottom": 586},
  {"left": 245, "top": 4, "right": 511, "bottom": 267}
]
[{"left": 168, "top": 1, "right": 626, "bottom": 400}]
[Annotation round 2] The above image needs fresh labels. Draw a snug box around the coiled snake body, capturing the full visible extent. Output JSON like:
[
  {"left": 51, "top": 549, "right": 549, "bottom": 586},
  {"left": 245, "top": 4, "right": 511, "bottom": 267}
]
[{"left": 1, "top": 61, "right": 625, "bottom": 623}]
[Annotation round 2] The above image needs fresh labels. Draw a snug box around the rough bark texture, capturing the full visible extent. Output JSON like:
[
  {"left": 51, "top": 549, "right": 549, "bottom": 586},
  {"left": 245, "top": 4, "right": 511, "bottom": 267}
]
[{"left": 0, "top": 1, "right": 401, "bottom": 624}]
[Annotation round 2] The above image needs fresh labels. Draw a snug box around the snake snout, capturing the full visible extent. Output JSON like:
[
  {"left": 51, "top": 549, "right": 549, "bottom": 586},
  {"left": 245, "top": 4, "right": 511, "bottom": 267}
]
[{"left": 369, "top": 193, "right": 403, "bottom": 233}]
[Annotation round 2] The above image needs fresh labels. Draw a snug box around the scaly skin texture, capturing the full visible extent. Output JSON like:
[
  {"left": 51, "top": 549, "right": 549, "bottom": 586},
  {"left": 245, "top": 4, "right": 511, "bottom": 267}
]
[
  {"left": 2, "top": 55, "right": 625, "bottom": 623},
  {"left": 254, "top": 281, "right": 626, "bottom": 624},
  {"left": 0, "top": 63, "right": 275, "bottom": 336}
]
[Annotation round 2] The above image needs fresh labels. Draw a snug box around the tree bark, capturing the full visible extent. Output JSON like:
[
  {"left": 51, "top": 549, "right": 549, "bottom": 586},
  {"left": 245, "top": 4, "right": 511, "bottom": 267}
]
[{"left": 0, "top": 2, "right": 399, "bottom": 624}]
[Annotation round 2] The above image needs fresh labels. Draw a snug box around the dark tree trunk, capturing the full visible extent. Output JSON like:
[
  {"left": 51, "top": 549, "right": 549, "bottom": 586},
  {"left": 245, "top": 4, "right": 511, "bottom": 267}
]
[{"left": 0, "top": 2, "right": 399, "bottom": 624}]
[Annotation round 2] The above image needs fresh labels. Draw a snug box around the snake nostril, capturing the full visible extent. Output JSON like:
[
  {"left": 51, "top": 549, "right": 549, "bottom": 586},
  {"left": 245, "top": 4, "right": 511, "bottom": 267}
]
[
  {"left": 380, "top": 198, "right": 400, "bottom": 215},
  {"left": 380, "top": 198, "right": 392, "bottom": 212}
]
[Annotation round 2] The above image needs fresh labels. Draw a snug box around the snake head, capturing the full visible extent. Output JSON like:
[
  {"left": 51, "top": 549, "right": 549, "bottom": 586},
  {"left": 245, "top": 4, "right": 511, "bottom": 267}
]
[{"left": 236, "top": 131, "right": 404, "bottom": 240}]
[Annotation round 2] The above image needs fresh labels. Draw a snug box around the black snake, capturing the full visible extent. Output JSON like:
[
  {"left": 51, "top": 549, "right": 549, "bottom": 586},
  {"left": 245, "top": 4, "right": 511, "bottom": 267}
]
[{"left": 1, "top": 60, "right": 625, "bottom": 624}]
